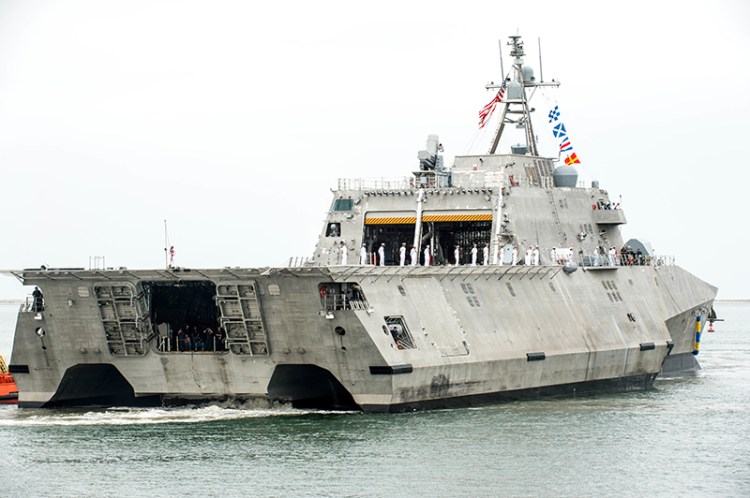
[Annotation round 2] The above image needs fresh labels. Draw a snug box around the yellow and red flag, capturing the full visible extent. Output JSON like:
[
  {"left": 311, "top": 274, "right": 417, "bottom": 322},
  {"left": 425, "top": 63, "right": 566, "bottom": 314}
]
[{"left": 564, "top": 153, "right": 580, "bottom": 165}]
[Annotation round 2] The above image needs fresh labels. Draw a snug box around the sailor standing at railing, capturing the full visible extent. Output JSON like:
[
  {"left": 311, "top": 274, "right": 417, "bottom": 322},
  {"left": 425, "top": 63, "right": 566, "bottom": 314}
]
[
  {"left": 378, "top": 243, "right": 386, "bottom": 266},
  {"left": 608, "top": 246, "right": 616, "bottom": 266},
  {"left": 410, "top": 246, "right": 418, "bottom": 266},
  {"left": 592, "top": 248, "right": 600, "bottom": 266},
  {"left": 454, "top": 245, "right": 460, "bottom": 266},
  {"left": 360, "top": 244, "right": 367, "bottom": 265},
  {"left": 399, "top": 243, "right": 406, "bottom": 266},
  {"left": 424, "top": 245, "right": 431, "bottom": 266},
  {"left": 483, "top": 244, "right": 489, "bottom": 266},
  {"left": 532, "top": 246, "right": 540, "bottom": 266},
  {"left": 471, "top": 244, "right": 478, "bottom": 266},
  {"left": 32, "top": 286, "right": 44, "bottom": 312},
  {"left": 524, "top": 247, "right": 532, "bottom": 266}
]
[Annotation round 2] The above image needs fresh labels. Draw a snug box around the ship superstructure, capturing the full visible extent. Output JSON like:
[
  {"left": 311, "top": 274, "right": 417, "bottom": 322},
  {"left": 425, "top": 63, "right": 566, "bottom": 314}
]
[{"left": 3, "top": 35, "right": 717, "bottom": 411}]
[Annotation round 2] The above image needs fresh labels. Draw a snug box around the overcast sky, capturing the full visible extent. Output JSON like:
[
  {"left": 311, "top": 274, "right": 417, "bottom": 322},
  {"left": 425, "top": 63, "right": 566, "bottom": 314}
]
[{"left": 0, "top": 0, "right": 748, "bottom": 300}]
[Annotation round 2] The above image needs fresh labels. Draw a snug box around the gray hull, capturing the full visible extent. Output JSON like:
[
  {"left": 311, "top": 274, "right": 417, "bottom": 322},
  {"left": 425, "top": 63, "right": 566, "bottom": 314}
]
[{"left": 7, "top": 263, "right": 716, "bottom": 412}]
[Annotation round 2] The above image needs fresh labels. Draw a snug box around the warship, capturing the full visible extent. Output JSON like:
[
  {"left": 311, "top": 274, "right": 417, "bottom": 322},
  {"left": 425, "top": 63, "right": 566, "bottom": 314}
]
[{"left": 4, "top": 35, "right": 717, "bottom": 411}]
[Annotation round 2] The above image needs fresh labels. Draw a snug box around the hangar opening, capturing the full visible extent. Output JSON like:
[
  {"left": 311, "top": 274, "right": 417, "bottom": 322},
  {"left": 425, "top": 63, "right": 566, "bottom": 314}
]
[
  {"left": 363, "top": 213, "right": 492, "bottom": 265},
  {"left": 426, "top": 220, "right": 492, "bottom": 265},
  {"left": 143, "top": 281, "right": 223, "bottom": 352},
  {"left": 137, "top": 280, "right": 270, "bottom": 356}
]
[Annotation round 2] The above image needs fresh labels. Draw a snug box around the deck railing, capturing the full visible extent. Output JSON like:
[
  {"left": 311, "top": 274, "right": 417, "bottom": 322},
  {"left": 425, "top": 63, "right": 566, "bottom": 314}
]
[
  {"left": 337, "top": 177, "right": 415, "bottom": 191},
  {"left": 578, "top": 254, "right": 676, "bottom": 268}
]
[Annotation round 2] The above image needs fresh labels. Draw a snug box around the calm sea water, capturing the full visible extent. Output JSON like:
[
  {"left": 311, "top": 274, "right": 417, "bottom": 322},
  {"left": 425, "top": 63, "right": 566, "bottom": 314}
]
[{"left": 1, "top": 302, "right": 748, "bottom": 497}]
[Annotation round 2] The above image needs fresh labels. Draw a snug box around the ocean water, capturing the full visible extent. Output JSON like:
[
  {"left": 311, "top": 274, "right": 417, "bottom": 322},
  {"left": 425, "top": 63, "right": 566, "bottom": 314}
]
[{"left": 1, "top": 302, "right": 748, "bottom": 497}]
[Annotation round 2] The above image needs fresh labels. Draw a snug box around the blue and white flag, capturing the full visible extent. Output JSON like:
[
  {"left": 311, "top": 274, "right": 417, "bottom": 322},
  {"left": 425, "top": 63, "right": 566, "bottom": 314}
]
[
  {"left": 552, "top": 123, "right": 567, "bottom": 139},
  {"left": 548, "top": 105, "right": 560, "bottom": 123}
]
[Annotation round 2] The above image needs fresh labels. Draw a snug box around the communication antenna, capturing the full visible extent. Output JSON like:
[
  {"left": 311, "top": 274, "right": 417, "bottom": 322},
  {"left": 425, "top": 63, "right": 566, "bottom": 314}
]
[
  {"left": 498, "top": 38, "right": 505, "bottom": 83},
  {"left": 538, "top": 37, "right": 544, "bottom": 83}
]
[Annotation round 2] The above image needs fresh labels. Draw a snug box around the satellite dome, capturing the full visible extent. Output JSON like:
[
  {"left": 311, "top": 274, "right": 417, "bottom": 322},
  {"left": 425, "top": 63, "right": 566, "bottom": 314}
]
[
  {"left": 522, "top": 65, "right": 535, "bottom": 84},
  {"left": 553, "top": 165, "right": 578, "bottom": 188},
  {"left": 506, "top": 80, "right": 523, "bottom": 100}
]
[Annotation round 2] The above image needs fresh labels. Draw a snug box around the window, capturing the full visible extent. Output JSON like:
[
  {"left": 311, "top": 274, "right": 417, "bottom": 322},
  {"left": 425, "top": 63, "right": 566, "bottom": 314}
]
[
  {"left": 326, "top": 222, "right": 341, "bottom": 237},
  {"left": 333, "top": 198, "right": 353, "bottom": 211},
  {"left": 384, "top": 316, "right": 416, "bottom": 350}
]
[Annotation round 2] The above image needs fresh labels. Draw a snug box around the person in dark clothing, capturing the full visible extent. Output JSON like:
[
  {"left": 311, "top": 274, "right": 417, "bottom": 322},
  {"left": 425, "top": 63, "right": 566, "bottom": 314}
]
[
  {"left": 32, "top": 286, "right": 44, "bottom": 311},
  {"left": 175, "top": 328, "right": 185, "bottom": 352},
  {"left": 202, "top": 326, "right": 214, "bottom": 351},
  {"left": 215, "top": 326, "right": 227, "bottom": 351}
]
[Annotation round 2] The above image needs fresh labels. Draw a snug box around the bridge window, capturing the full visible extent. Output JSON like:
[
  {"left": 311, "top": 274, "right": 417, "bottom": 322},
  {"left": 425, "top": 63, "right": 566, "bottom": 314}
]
[{"left": 333, "top": 199, "right": 353, "bottom": 211}]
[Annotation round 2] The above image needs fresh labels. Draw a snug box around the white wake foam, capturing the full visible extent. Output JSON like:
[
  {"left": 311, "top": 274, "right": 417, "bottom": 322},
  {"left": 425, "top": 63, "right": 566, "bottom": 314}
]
[{"left": 0, "top": 404, "right": 348, "bottom": 427}]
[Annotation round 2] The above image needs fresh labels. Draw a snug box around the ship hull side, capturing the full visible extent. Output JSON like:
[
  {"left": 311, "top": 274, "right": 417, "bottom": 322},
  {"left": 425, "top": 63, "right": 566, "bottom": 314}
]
[{"left": 8, "top": 263, "right": 717, "bottom": 411}]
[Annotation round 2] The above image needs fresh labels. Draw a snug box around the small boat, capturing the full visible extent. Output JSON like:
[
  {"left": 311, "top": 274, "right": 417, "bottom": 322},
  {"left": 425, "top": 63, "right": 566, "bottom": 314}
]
[{"left": 0, "top": 355, "right": 19, "bottom": 404}]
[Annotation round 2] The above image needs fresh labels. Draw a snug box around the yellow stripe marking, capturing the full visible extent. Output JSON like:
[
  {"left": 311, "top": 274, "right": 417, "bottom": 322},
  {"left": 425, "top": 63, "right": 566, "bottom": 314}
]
[
  {"left": 365, "top": 214, "right": 493, "bottom": 225},
  {"left": 364, "top": 217, "right": 417, "bottom": 225}
]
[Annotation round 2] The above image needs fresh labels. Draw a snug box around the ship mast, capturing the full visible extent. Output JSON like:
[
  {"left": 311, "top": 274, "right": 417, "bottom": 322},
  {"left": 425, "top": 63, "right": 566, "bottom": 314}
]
[{"left": 487, "top": 35, "right": 560, "bottom": 156}]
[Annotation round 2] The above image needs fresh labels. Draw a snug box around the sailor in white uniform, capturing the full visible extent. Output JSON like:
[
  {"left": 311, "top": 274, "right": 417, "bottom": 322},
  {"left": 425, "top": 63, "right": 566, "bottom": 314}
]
[
  {"left": 483, "top": 244, "right": 489, "bottom": 266},
  {"left": 471, "top": 244, "right": 478, "bottom": 266},
  {"left": 525, "top": 247, "right": 532, "bottom": 266},
  {"left": 454, "top": 245, "right": 460, "bottom": 266},
  {"left": 399, "top": 243, "right": 406, "bottom": 266},
  {"left": 512, "top": 246, "right": 518, "bottom": 266},
  {"left": 550, "top": 247, "right": 558, "bottom": 265},
  {"left": 339, "top": 242, "right": 348, "bottom": 265},
  {"left": 360, "top": 244, "right": 367, "bottom": 265},
  {"left": 423, "top": 245, "right": 431, "bottom": 266},
  {"left": 378, "top": 243, "right": 385, "bottom": 266},
  {"left": 410, "top": 246, "right": 418, "bottom": 266},
  {"left": 532, "top": 246, "right": 540, "bottom": 266},
  {"left": 608, "top": 246, "right": 616, "bottom": 266}
]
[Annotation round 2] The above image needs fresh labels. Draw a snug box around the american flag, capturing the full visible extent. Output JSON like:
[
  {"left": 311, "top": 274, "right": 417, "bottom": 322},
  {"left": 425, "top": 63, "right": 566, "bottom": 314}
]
[{"left": 478, "top": 79, "right": 507, "bottom": 129}]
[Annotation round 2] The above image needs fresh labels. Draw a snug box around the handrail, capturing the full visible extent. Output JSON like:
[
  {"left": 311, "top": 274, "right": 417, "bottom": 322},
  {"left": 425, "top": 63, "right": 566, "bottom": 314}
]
[
  {"left": 337, "top": 177, "right": 415, "bottom": 191},
  {"left": 19, "top": 295, "right": 43, "bottom": 313}
]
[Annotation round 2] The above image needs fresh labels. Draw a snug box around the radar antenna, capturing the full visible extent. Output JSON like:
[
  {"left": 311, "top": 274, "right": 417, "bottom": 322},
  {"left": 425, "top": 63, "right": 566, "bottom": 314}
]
[{"left": 486, "top": 34, "right": 560, "bottom": 156}]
